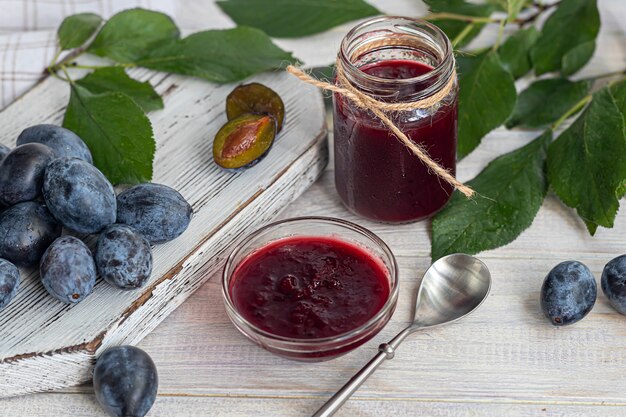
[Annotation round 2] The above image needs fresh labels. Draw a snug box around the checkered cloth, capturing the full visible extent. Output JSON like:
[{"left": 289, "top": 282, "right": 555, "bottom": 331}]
[{"left": 0, "top": 0, "right": 177, "bottom": 108}]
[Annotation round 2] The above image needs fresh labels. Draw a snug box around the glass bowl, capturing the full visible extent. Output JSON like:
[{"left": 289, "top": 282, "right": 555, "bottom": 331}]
[{"left": 221, "top": 216, "right": 399, "bottom": 362}]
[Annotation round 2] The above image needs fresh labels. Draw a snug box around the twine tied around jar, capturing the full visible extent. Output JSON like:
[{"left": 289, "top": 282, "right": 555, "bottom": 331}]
[{"left": 286, "top": 61, "right": 474, "bottom": 198}]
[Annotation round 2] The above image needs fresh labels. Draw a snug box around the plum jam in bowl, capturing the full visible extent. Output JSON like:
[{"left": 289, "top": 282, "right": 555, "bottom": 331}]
[{"left": 222, "top": 217, "right": 398, "bottom": 361}]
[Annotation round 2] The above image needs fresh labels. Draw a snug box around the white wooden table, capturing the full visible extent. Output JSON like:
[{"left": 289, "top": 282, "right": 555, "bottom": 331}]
[{"left": 3, "top": 1, "right": 626, "bottom": 415}]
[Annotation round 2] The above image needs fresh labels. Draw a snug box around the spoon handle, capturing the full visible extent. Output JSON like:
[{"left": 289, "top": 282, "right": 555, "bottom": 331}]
[{"left": 311, "top": 343, "right": 396, "bottom": 417}]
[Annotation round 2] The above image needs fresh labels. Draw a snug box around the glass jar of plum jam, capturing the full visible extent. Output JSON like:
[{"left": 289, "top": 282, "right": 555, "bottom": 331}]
[{"left": 333, "top": 17, "right": 458, "bottom": 223}]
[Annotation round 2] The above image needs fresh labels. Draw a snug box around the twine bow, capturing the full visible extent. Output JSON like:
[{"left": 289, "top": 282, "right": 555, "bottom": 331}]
[{"left": 286, "top": 60, "right": 474, "bottom": 198}]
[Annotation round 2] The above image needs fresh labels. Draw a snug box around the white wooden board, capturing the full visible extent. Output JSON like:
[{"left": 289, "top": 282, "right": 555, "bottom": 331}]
[
  {"left": 1, "top": 0, "right": 626, "bottom": 415},
  {"left": 0, "top": 68, "right": 328, "bottom": 397}
]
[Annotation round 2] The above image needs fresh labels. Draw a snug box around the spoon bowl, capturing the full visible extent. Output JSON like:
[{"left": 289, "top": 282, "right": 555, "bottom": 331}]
[
  {"left": 412, "top": 253, "right": 491, "bottom": 328},
  {"left": 313, "top": 253, "right": 492, "bottom": 417}
]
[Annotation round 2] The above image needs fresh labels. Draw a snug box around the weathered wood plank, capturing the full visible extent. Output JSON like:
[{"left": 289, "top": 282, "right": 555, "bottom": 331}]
[
  {"left": 0, "top": 69, "right": 328, "bottom": 396},
  {"left": 2, "top": 392, "right": 626, "bottom": 417}
]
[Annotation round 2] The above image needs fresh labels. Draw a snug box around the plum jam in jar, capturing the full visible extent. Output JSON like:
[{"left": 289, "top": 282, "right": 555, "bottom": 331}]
[{"left": 333, "top": 17, "right": 458, "bottom": 223}]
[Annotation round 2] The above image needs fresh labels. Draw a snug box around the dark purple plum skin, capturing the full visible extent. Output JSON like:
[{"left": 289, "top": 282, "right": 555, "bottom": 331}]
[
  {"left": 40, "top": 236, "right": 96, "bottom": 304},
  {"left": 43, "top": 157, "right": 116, "bottom": 234},
  {"left": 96, "top": 224, "right": 153, "bottom": 290},
  {"left": 0, "top": 258, "right": 19, "bottom": 310},
  {"left": 0, "top": 202, "right": 61, "bottom": 266},
  {"left": 601, "top": 254, "right": 626, "bottom": 315},
  {"left": 17, "top": 124, "right": 93, "bottom": 164},
  {"left": 93, "top": 346, "right": 158, "bottom": 417},
  {"left": 541, "top": 261, "right": 597, "bottom": 326},
  {"left": 116, "top": 183, "right": 192, "bottom": 244},
  {"left": 0, "top": 144, "right": 10, "bottom": 161},
  {"left": 0, "top": 143, "right": 55, "bottom": 206}
]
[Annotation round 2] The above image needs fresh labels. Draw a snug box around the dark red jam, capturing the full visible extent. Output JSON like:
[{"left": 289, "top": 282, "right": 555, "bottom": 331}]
[
  {"left": 229, "top": 236, "right": 390, "bottom": 339},
  {"left": 334, "top": 59, "right": 457, "bottom": 223}
]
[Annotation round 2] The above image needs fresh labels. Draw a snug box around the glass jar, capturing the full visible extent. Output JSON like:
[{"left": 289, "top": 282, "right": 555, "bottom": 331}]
[{"left": 333, "top": 17, "right": 458, "bottom": 223}]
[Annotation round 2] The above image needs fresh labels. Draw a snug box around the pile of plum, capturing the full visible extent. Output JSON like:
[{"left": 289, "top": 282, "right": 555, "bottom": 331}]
[
  {"left": 541, "top": 255, "right": 626, "bottom": 326},
  {"left": 0, "top": 124, "right": 192, "bottom": 310}
]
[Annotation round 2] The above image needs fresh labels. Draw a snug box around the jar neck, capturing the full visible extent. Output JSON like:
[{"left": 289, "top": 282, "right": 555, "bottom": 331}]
[{"left": 338, "top": 16, "right": 455, "bottom": 102}]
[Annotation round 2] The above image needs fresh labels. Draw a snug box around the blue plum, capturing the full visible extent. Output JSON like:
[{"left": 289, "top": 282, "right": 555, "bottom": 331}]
[
  {"left": 541, "top": 261, "right": 597, "bottom": 326},
  {"left": 43, "top": 157, "right": 116, "bottom": 234},
  {"left": 0, "top": 144, "right": 10, "bottom": 161},
  {"left": 601, "top": 254, "right": 626, "bottom": 315},
  {"left": 17, "top": 124, "right": 93, "bottom": 163},
  {"left": 96, "top": 225, "right": 153, "bottom": 290},
  {"left": 116, "top": 183, "right": 192, "bottom": 244},
  {"left": 0, "top": 258, "right": 20, "bottom": 310},
  {"left": 93, "top": 346, "right": 158, "bottom": 417},
  {"left": 40, "top": 236, "right": 96, "bottom": 304},
  {"left": 0, "top": 143, "right": 55, "bottom": 205},
  {"left": 0, "top": 202, "right": 61, "bottom": 266}
]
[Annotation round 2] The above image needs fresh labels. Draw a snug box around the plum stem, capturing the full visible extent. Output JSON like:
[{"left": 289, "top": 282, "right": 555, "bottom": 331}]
[
  {"left": 492, "top": 19, "right": 507, "bottom": 51},
  {"left": 582, "top": 69, "right": 626, "bottom": 83},
  {"left": 67, "top": 62, "right": 135, "bottom": 70},
  {"left": 516, "top": 1, "right": 561, "bottom": 27},
  {"left": 59, "top": 65, "right": 74, "bottom": 84},
  {"left": 424, "top": 12, "right": 498, "bottom": 24},
  {"left": 424, "top": 1, "right": 561, "bottom": 27},
  {"left": 48, "top": 48, "right": 62, "bottom": 71},
  {"left": 550, "top": 69, "right": 626, "bottom": 131},
  {"left": 551, "top": 95, "right": 591, "bottom": 130},
  {"left": 451, "top": 24, "right": 475, "bottom": 48},
  {"left": 46, "top": 47, "right": 87, "bottom": 80}
]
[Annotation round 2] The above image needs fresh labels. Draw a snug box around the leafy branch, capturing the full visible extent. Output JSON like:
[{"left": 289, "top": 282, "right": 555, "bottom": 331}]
[
  {"left": 424, "top": 12, "right": 499, "bottom": 23},
  {"left": 425, "top": 1, "right": 560, "bottom": 26},
  {"left": 214, "top": 0, "right": 626, "bottom": 260},
  {"left": 423, "top": 0, "right": 625, "bottom": 258},
  {"left": 44, "top": 0, "right": 626, "bottom": 262},
  {"left": 515, "top": 1, "right": 561, "bottom": 26},
  {"left": 46, "top": 9, "right": 297, "bottom": 185}
]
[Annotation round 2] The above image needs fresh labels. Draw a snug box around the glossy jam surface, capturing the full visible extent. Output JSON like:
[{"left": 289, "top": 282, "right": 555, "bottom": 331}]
[
  {"left": 361, "top": 59, "right": 431, "bottom": 80},
  {"left": 229, "top": 236, "right": 390, "bottom": 339},
  {"left": 334, "top": 59, "right": 457, "bottom": 223}
]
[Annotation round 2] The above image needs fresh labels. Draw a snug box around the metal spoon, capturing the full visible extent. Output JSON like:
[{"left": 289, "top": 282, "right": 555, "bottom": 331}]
[{"left": 312, "top": 253, "right": 492, "bottom": 417}]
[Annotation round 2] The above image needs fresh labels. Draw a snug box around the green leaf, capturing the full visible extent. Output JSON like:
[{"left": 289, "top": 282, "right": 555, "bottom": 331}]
[
  {"left": 584, "top": 80, "right": 626, "bottom": 235},
  {"left": 561, "top": 41, "right": 596, "bottom": 76},
  {"left": 456, "top": 50, "right": 484, "bottom": 74},
  {"left": 309, "top": 64, "right": 335, "bottom": 82},
  {"left": 585, "top": 220, "right": 599, "bottom": 236},
  {"left": 530, "top": 0, "right": 600, "bottom": 75},
  {"left": 216, "top": 0, "right": 380, "bottom": 38},
  {"left": 618, "top": 183, "right": 626, "bottom": 199},
  {"left": 63, "top": 84, "right": 155, "bottom": 184},
  {"left": 506, "top": 78, "right": 591, "bottom": 129},
  {"left": 58, "top": 13, "right": 102, "bottom": 50},
  {"left": 457, "top": 51, "right": 517, "bottom": 159},
  {"left": 75, "top": 67, "right": 163, "bottom": 112},
  {"left": 498, "top": 27, "right": 540, "bottom": 79},
  {"left": 88, "top": 8, "right": 179, "bottom": 63},
  {"left": 610, "top": 80, "right": 626, "bottom": 200},
  {"left": 609, "top": 79, "right": 626, "bottom": 118},
  {"left": 425, "top": 0, "right": 495, "bottom": 48},
  {"left": 547, "top": 87, "right": 626, "bottom": 231},
  {"left": 137, "top": 27, "right": 297, "bottom": 84},
  {"left": 431, "top": 131, "right": 551, "bottom": 261}
]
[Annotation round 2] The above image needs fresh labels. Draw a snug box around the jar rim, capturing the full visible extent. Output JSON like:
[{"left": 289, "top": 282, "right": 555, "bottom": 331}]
[
  {"left": 338, "top": 16, "right": 455, "bottom": 99},
  {"left": 221, "top": 216, "right": 399, "bottom": 348}
]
